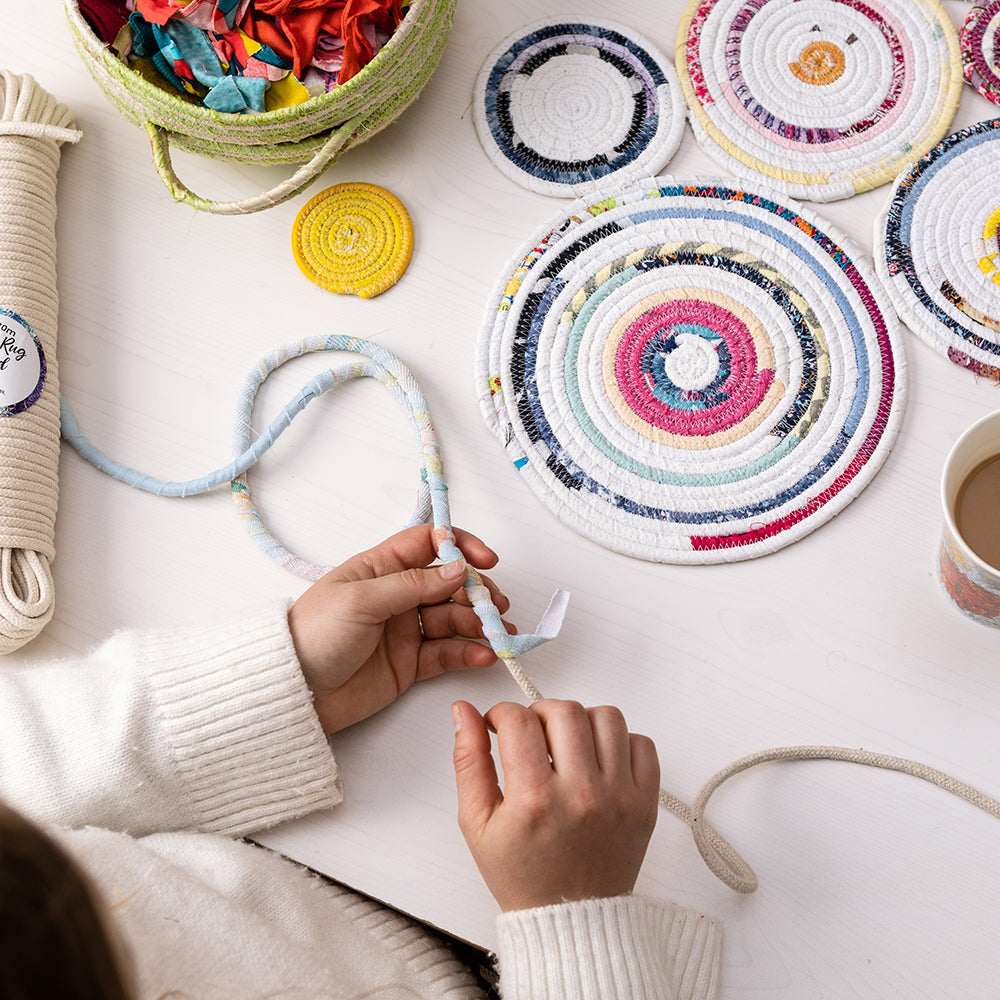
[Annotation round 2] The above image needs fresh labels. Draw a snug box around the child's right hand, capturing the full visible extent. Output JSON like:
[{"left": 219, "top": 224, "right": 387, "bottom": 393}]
[{"left": 451, "top": 699, "right": 660, "bottom": 912}]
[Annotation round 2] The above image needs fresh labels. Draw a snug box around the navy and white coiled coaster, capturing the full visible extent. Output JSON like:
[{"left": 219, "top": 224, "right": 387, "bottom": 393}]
[
  {"left": 876, "top": 118, "right": 1000, "bottom": 382},
  {"left": 472, "top": 18, "right": 686, "bottom": 197},
  {"left": 476, "top": 178, "right": 906, "bottom": 563}
]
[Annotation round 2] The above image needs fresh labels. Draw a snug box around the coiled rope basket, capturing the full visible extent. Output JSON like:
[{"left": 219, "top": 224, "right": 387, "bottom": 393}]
[{"left": 63, "top": 0, "right": 456, "bottom": 214}]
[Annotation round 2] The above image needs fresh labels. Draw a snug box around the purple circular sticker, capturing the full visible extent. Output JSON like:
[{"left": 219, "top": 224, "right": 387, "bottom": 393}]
[{"left": 0, "top": 309, "right": 46, "bottom": 417}]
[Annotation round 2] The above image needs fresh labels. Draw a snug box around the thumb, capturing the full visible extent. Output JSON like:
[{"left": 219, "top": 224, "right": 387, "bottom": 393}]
[
  {"left": 353, "top": 559, "right": 466, "bottom": 622},
  {"left": 452, "top": 701, "right": 502, "bottom": 839}
]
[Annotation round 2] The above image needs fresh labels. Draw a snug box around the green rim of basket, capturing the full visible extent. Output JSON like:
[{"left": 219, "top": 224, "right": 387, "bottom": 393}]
[{"left": 63, "top": 0, "right": 456, "bottom": 163}]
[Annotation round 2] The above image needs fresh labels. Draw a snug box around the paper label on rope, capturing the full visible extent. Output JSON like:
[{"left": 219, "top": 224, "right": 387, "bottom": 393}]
[{"left": 0, "top": 309, "right": 45, "bottom": 416}]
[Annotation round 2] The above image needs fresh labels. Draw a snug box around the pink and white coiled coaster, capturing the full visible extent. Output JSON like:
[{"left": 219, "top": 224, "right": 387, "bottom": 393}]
[{"left": 676, "top": 0, "right": 962, "bottom": 201}]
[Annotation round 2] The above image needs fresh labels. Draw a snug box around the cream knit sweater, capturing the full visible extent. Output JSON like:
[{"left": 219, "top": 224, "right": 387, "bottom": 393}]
[{"left": 0, "top": 602, "right": 721, "bottom": 999}]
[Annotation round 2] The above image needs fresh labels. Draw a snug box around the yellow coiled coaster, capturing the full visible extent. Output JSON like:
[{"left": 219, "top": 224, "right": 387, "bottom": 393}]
[{"left": 291, "top": 182, "right": 413, "bottom": 298}]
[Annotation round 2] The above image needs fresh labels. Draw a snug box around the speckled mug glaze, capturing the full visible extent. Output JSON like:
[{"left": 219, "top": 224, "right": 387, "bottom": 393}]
[{"left": 939, "top": 410, "right": 1000, "bottom": 626}]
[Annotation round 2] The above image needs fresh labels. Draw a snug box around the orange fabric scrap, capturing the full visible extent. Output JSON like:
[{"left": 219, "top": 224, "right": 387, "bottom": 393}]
[{"left": 242, "top": 0, "right": 403, "bottom": 83}]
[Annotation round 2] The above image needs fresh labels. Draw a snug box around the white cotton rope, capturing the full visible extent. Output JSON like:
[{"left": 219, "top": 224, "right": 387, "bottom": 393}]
[
  {"left": 0, "top": 72, "right": 80, "bottom": 653},
  {"left": 502, "top": 658, "right": 1000, "bottom": 894}
]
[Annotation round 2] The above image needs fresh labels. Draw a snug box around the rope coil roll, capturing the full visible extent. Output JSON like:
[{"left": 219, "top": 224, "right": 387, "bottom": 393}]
[{"left": 0, "top": 71, "right": 80, "bottom": 653}]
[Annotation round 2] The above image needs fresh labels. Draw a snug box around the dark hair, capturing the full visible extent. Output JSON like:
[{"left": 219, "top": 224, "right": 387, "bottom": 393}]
[{"left": 0, "top": 802, "right": 133, "bottom": 1000}]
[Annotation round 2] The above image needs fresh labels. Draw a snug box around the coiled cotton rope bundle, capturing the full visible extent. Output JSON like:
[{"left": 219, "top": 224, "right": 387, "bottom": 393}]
[{"left": 0, "top": 72, "right": 80, "bottom": 652}]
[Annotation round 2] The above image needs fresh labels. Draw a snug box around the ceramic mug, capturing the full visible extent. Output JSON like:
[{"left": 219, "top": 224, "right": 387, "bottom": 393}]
[{"left": 938, "top": 410, "right": 1000, "bottom": 627}]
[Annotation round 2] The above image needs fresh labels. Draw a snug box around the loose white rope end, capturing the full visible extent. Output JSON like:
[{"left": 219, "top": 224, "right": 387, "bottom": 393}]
[{"left": 501, "top": 645, "right": 1000, "bottom": 897}]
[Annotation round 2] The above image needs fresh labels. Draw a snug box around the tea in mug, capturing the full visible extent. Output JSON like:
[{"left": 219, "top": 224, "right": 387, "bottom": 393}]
[{"left": 956, "top": 454, "right": 1000, "bottom": 570}]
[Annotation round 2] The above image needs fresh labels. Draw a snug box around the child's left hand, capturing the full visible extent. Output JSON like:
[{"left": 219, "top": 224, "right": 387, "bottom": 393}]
[{"left": 288, "top": 525, "right": 513, "bottom": 733}]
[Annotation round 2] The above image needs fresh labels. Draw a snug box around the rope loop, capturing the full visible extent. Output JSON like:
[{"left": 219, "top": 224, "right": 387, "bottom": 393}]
[
  {"left": 497, "top": 649, "right": 1000, "bottom": 894},
  {"left": 678, "top": 744, "right": 1000, "bottom": 893},
  {"left": 62, "top": 335, "right": 566, "bottom": 657}
]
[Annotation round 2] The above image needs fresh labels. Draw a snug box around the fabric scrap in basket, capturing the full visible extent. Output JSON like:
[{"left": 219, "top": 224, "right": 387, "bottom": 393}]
[
  {"left": 675, "top": 0, "right": 963, "bottom": 202},
  {"left": 80, "top": 0, "right": 410, "bottom": 112}
]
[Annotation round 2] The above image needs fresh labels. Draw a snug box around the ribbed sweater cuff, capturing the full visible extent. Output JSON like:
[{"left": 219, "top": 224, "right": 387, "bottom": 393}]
[
  {"left": 495, "top": 894, "right": 721, "bottom": 1000},
  {"left": 137, "top": 600, "right": 343, "bottom": 836}
]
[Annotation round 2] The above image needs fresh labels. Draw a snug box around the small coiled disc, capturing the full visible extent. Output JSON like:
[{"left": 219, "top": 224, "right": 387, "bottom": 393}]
[{"left": 292, "top": 182, "right": 413, "bottom": 298}]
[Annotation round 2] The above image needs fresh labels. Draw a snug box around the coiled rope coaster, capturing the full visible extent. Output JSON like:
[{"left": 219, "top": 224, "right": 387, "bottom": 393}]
[
  {"left": 676, "top": 0, "right": 962, "bottom": 202},
  {"left": 876, "top": 118, "right": 1000, "bottom": 383},
  {"left": 962, "top": 2, "right": 1000, "bottom": 106},
  {"left": 473, "top": 18, "right": 686, "bottom": 197},
  {"left": 476, "top": 178, "right": 905, "bottom": 564},
  {"left": 61, "top": 335, "right": 568, "bottom": 674},
  {"left": 291, "top": 183, "right": 413, "bottom": 299},
  {"left": 0, "top": 71, "right": 81, "bottom": 653}
]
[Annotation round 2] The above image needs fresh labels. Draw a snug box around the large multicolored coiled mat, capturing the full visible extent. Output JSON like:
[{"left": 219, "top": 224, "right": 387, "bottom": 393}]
[{"left": 476, "top": 179, "right": 907, "bottom": 563}]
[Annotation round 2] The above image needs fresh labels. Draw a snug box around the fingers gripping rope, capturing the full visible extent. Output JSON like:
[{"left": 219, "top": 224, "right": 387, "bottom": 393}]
[
  {"left": 60, "top": 334, "right": 567, "bottom": 651},
  {"left": 62, "top": 336, "right": 1000, "bottom": 894},
  {"left": 499, "top": 652, "right": 1000, "bottom": 894}
]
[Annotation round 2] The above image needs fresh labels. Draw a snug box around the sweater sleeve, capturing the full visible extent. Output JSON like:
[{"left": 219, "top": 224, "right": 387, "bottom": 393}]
[
  {"left": 494, "top": 894, "right": 721, "bottom": 1000},
  {"left": 0, "top": 601, "right": 342, "bottom": 837}
]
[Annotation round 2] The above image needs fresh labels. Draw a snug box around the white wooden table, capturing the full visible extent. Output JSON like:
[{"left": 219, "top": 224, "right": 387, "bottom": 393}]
[{"left": 5, "top": 2, "right": 1000, "bottom": 996}]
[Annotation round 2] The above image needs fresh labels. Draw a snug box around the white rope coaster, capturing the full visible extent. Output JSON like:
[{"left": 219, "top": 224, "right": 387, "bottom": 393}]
[
  {"left": 475, "top": 177, "right": 906, "bottom": 564},
  {"left": 472, "top": 18, "right": 685, "bottom": 197},
  {"left": 875, "top": 118, "right": 1000, "bottom": 383},
  {"left": 676, "top": 0, "right": 962, "bottom": 202},
  {"left": 962, "top": 2, "right": 1000, "bottom": 106}
]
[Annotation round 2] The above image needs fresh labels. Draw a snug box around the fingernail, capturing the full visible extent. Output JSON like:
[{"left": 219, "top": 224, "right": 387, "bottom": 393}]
[
  {"left": 439, "top": 559, "right": 466, "bottom": 580},
  {"left": 451, "top": 702, "right": 463, "bottom": 732}
]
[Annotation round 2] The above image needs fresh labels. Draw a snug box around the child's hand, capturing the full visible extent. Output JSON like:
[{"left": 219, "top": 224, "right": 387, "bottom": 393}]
[
  {"left": 288, "top": 525, "right": 513, "bottom": 733},
  {"left": 452, "top": 699, "right": 660, "bottom": 912}
]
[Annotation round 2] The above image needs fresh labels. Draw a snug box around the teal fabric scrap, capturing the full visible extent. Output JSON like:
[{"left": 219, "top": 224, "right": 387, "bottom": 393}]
[{"left": 129, "top": 11, "right": 268, "bottom": 112}]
